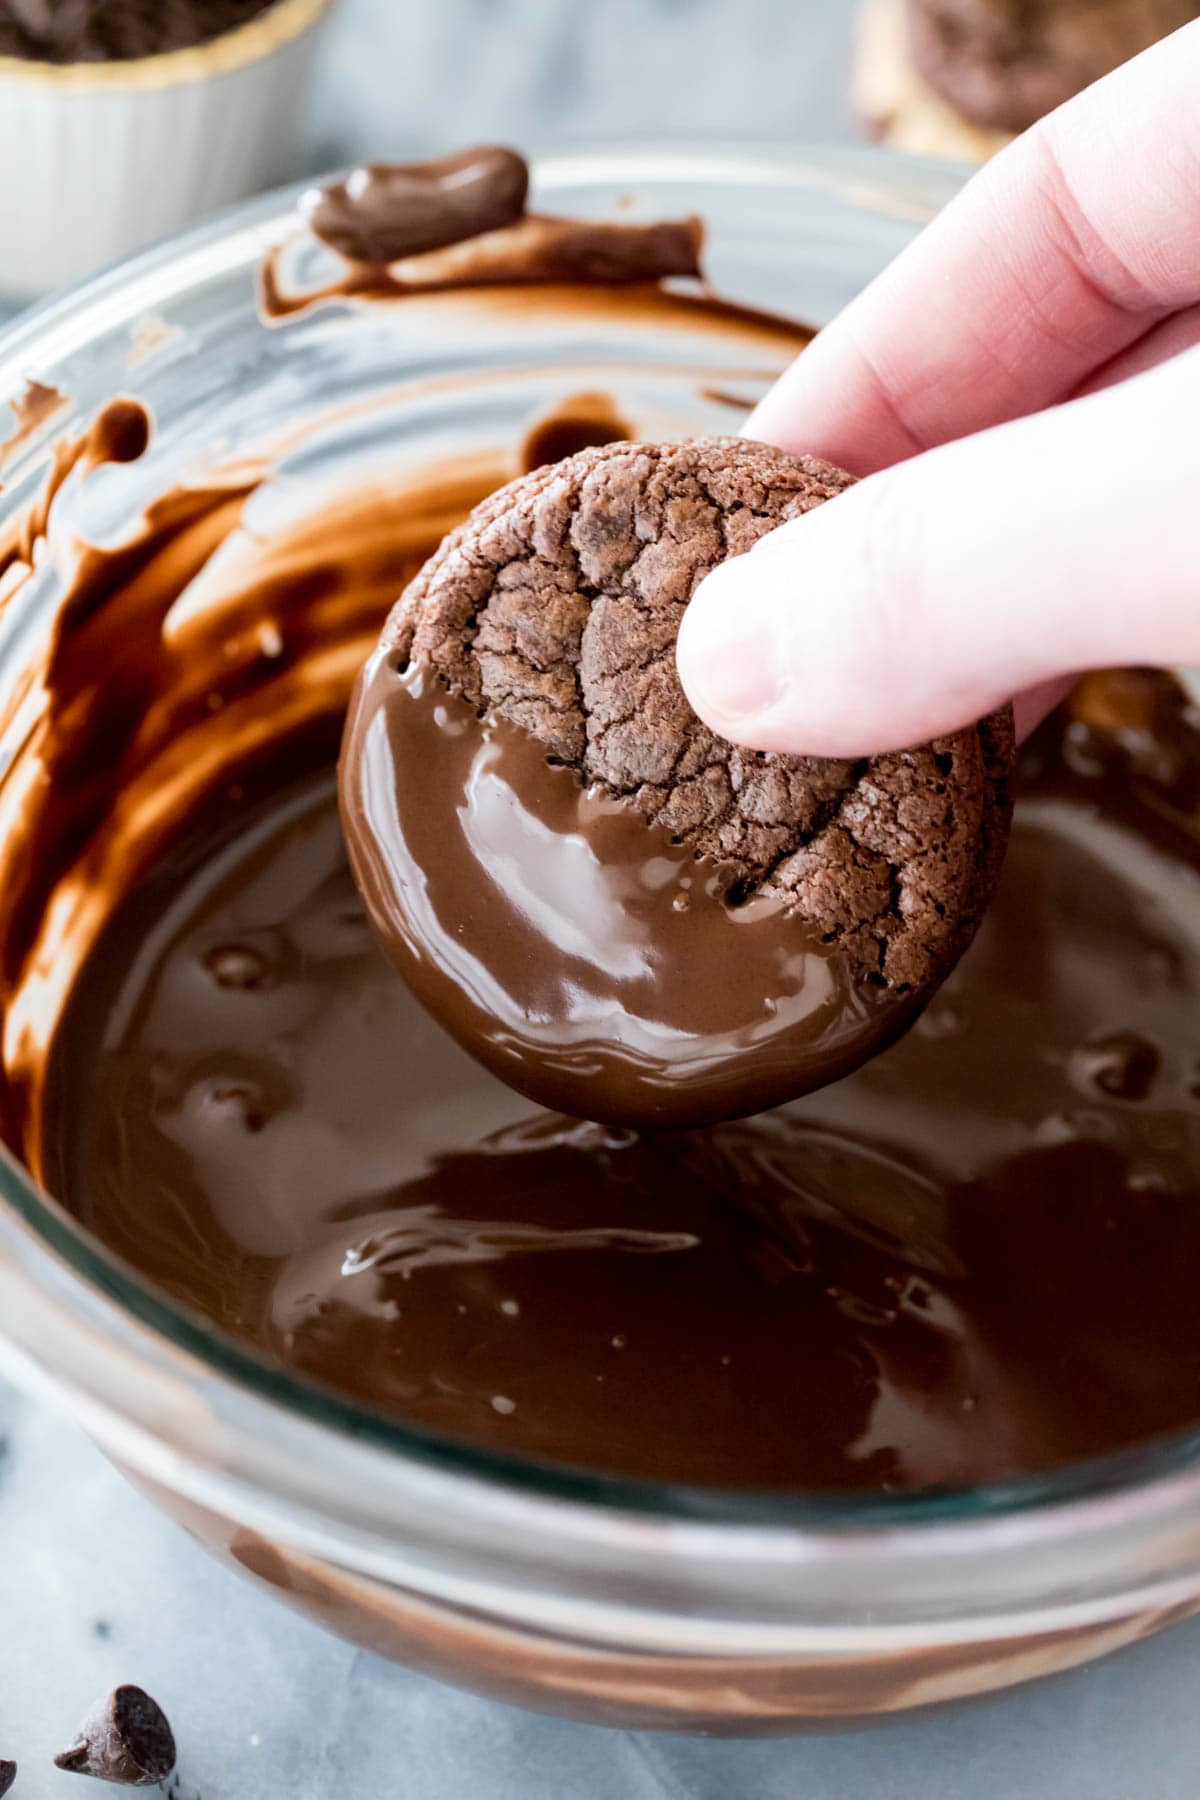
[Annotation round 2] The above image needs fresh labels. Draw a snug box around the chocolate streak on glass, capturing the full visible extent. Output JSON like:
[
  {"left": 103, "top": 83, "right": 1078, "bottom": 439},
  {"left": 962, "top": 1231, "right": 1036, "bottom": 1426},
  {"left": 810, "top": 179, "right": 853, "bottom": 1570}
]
[
  {"left": 260, "top": 213, "right": 708, "bottom": 320},
  {"left": 0, "top": 380, "right": 69, "bottom": 479},
  {"left": 0, "top": 416, "right": 511, "bottom": 1158},
  {"left": 265, "top": 143, "right": 720, "bottom": 322}
]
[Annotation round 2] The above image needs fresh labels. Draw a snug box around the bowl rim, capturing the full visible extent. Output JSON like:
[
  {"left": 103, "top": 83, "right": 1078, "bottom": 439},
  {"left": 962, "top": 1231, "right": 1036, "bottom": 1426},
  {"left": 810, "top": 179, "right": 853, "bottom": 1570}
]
[{"left": 3, "top": 140, "right": 1200, "bottom": 1568}]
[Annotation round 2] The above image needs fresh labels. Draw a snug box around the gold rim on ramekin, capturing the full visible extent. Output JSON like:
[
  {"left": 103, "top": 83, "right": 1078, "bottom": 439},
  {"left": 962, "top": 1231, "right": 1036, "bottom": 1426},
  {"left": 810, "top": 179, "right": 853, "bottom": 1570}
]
[{"left": 0, "top": 0, "right": 333, "bottom": 90}]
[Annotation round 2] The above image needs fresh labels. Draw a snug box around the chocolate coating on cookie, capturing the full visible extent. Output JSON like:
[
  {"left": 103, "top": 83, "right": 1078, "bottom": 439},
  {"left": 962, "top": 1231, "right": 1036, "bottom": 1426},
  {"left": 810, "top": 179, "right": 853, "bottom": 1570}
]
[{"left": 342, "top": 437, "right": 1013, "bottom": 1127}]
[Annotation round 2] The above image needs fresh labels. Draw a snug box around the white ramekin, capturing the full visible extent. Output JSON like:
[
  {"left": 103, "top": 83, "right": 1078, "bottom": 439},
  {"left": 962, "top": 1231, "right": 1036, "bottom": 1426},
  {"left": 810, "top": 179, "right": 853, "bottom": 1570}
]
[{"left": 0, "top": 0, "right": 333, "bottom": 300}]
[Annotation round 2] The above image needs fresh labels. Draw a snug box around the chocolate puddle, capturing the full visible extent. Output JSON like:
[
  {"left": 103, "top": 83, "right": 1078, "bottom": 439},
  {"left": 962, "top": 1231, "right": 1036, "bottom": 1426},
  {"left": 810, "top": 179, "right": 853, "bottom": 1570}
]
[
  {"left": 36, "top": 670, "right": 1200, "bottom": 1489},
  {"left": 261, "top": 146, "right": 806, "bottom": 358}
]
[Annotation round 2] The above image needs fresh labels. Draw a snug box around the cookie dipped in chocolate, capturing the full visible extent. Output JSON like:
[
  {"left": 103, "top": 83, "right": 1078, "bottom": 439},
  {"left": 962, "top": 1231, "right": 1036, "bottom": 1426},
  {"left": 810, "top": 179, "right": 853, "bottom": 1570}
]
[{"left": 341, "top": 436, "right": 1013, "bottom": 1130}]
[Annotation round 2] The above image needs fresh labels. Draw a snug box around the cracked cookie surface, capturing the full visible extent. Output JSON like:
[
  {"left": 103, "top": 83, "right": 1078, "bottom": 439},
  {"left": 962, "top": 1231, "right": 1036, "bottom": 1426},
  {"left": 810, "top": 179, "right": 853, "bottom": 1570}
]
[{"left": 382, "top": 435, "right": 1014, "bottom": 995}]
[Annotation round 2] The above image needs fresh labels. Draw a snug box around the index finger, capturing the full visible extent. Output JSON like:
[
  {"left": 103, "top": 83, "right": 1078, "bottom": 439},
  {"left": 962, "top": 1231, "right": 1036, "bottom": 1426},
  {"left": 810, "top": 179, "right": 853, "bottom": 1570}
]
[{"left": 752, "top": 20, "right": 1200, "bottom": 473}]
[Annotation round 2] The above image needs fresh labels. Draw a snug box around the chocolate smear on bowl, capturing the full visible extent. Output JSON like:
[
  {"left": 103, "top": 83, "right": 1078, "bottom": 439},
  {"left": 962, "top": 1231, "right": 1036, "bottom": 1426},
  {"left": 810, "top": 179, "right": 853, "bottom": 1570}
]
[{"left": 263, "top": 144, "right": 706, "bottom": 320}]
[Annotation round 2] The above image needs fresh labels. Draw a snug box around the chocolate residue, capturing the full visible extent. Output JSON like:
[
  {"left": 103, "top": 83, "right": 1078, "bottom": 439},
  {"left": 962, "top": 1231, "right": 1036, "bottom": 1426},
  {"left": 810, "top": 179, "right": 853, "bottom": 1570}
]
[
  {"left": 263, "top": 147, "right": 705, "bottom": 322},
  {"left": 303, "top": 148, "right": 530, "bottom": 265},
  {"left": 261, "top": 215, "right": 706, "bottom": 321},
  {"left": 698, "top": 385, "right": 758, "bottom": 411},
  {"left": 125, "top": 314, "right": 184, "bottom": 370},
  {"left": 519, "top": 390, "right": 631, "bottom": 471},
  {"left": 0, "top": 380, "right": 68, "bottom": 479},
  {"left": 0, "top": 397, "right": 148, "bottom": 597},
  {"left": 0, "top": 428, "right": 511, "bottom": 1157}
]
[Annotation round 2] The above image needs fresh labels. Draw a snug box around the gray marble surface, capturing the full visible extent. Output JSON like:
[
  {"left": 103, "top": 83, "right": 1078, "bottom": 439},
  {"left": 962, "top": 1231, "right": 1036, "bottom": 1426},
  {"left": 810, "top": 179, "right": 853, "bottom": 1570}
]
[
  {"left": 4, "top": 1372, "right": 1200, "bottom": 1800},
  {"left": 0, "top": 3, "right": 1196, "bottom": 1797}
]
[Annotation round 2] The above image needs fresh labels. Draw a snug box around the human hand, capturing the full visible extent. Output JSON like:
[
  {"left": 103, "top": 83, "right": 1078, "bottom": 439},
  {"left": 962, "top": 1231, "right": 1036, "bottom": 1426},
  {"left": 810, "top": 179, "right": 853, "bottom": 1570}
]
[{"left": 677, "top": 22, "right": 1200, "bottom": 756}]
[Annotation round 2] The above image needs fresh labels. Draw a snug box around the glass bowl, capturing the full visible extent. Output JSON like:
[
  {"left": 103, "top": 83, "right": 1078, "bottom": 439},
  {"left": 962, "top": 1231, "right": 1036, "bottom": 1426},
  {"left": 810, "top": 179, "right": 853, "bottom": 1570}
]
[{"left": 2, "top": 146, "right": 1200, "bottom": 1734}]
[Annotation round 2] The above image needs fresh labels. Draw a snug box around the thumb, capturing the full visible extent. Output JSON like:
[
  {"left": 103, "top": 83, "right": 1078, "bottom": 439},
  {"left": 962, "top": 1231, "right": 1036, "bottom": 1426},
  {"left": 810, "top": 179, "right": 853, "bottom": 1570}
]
[{"left": 677, "top": 349, "right": 1200, "bottom": 756}]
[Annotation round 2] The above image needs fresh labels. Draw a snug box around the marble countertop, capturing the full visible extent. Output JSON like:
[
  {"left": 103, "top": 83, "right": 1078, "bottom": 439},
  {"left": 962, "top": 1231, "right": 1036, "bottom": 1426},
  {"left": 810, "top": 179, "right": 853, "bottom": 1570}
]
[
  {"left": 4, "top": 1373, "right": 1200, "bottom": 1800},
  {"left": 0, "top": 2, "right": 1196, "bottom": 1795}
]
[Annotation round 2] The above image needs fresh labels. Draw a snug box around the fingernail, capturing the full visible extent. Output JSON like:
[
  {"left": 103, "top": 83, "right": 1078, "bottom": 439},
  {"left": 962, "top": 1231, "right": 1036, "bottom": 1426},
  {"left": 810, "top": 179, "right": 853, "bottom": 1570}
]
[{"left": 676, "top": 556, "right": 786, "bottom": 731}]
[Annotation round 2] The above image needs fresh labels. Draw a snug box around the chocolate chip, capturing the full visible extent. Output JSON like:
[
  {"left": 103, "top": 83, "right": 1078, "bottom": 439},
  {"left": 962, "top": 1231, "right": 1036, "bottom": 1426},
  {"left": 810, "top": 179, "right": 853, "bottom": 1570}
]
[
  {"left": 55, "top": 1687, "right": 176, "bottom": 1787},
  {"left": 0, "top": 1759, "right": 15, "bottom": 1797}
]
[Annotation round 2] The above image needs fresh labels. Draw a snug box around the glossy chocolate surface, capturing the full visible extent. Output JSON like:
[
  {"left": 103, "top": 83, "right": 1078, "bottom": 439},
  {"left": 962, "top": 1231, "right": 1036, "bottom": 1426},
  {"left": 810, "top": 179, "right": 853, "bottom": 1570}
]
[
  {"left": 40, "top": 672, "right": 1200, "bottom": 1489},
  {"left": 303, "top": 148, "right": 531, "bottom": 265},
  {"left": 341, "top": 660, "right": 917, "bottom": 1129}
]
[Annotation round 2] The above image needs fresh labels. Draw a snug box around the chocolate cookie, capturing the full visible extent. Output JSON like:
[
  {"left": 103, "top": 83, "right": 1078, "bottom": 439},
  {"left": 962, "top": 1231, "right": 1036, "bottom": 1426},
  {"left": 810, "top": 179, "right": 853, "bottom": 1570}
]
[
  {"left": 342, "top": 435, "right": 1013, "bottom": 1127},
  {"left": 855, "top": 0, "right": 1014, "bottom": 161},
  {"left": 383, "top": 436, "right": 1013, "bottom": 994},
  {"left": 905, "top": 0, "right": 1200, "bottom": 132}
]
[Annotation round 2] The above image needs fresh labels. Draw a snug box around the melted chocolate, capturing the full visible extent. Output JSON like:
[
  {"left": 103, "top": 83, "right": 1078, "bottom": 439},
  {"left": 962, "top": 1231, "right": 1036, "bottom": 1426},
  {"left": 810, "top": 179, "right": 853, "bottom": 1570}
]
[
  {"left": 3, "top": 156, "right": 1198, "bottom": 1496},
  {"left": 38, "top": 672, "right": 1200, "bottom": 1490},
  {"left": 340, "top": 662, "right": 916, "bottom": 1129},
  {"left": 303, "top": 149, "right": 530, "bottom": 265},
  {"left": 263, "top": 149, "right": 705, "bottom": 321},
  {"left": 519, "top": 390, "right": 631, "bottom": 470},
  {"left": 260, "top": 215, "right": 707, "bottom": 320}
]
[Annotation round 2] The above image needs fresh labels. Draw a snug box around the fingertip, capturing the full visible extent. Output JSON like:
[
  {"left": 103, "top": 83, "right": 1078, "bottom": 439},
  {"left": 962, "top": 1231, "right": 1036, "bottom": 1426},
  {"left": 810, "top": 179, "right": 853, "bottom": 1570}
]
[
  {"left": 678, "top": 528, "right": 904, "bottom": 760},
  {"left": 676, "top": 556, "right": 787, "bottom": 739}
]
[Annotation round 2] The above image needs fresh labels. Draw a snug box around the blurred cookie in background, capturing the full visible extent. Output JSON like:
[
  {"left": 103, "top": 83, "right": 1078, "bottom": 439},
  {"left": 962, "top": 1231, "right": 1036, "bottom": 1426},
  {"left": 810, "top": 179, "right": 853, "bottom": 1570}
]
[
  {"left": 855, "top": 0, "right": 1012, "bottom": 159},
  {"left": 857, "top": 0, "right": 1200, "bottom": 159}
]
